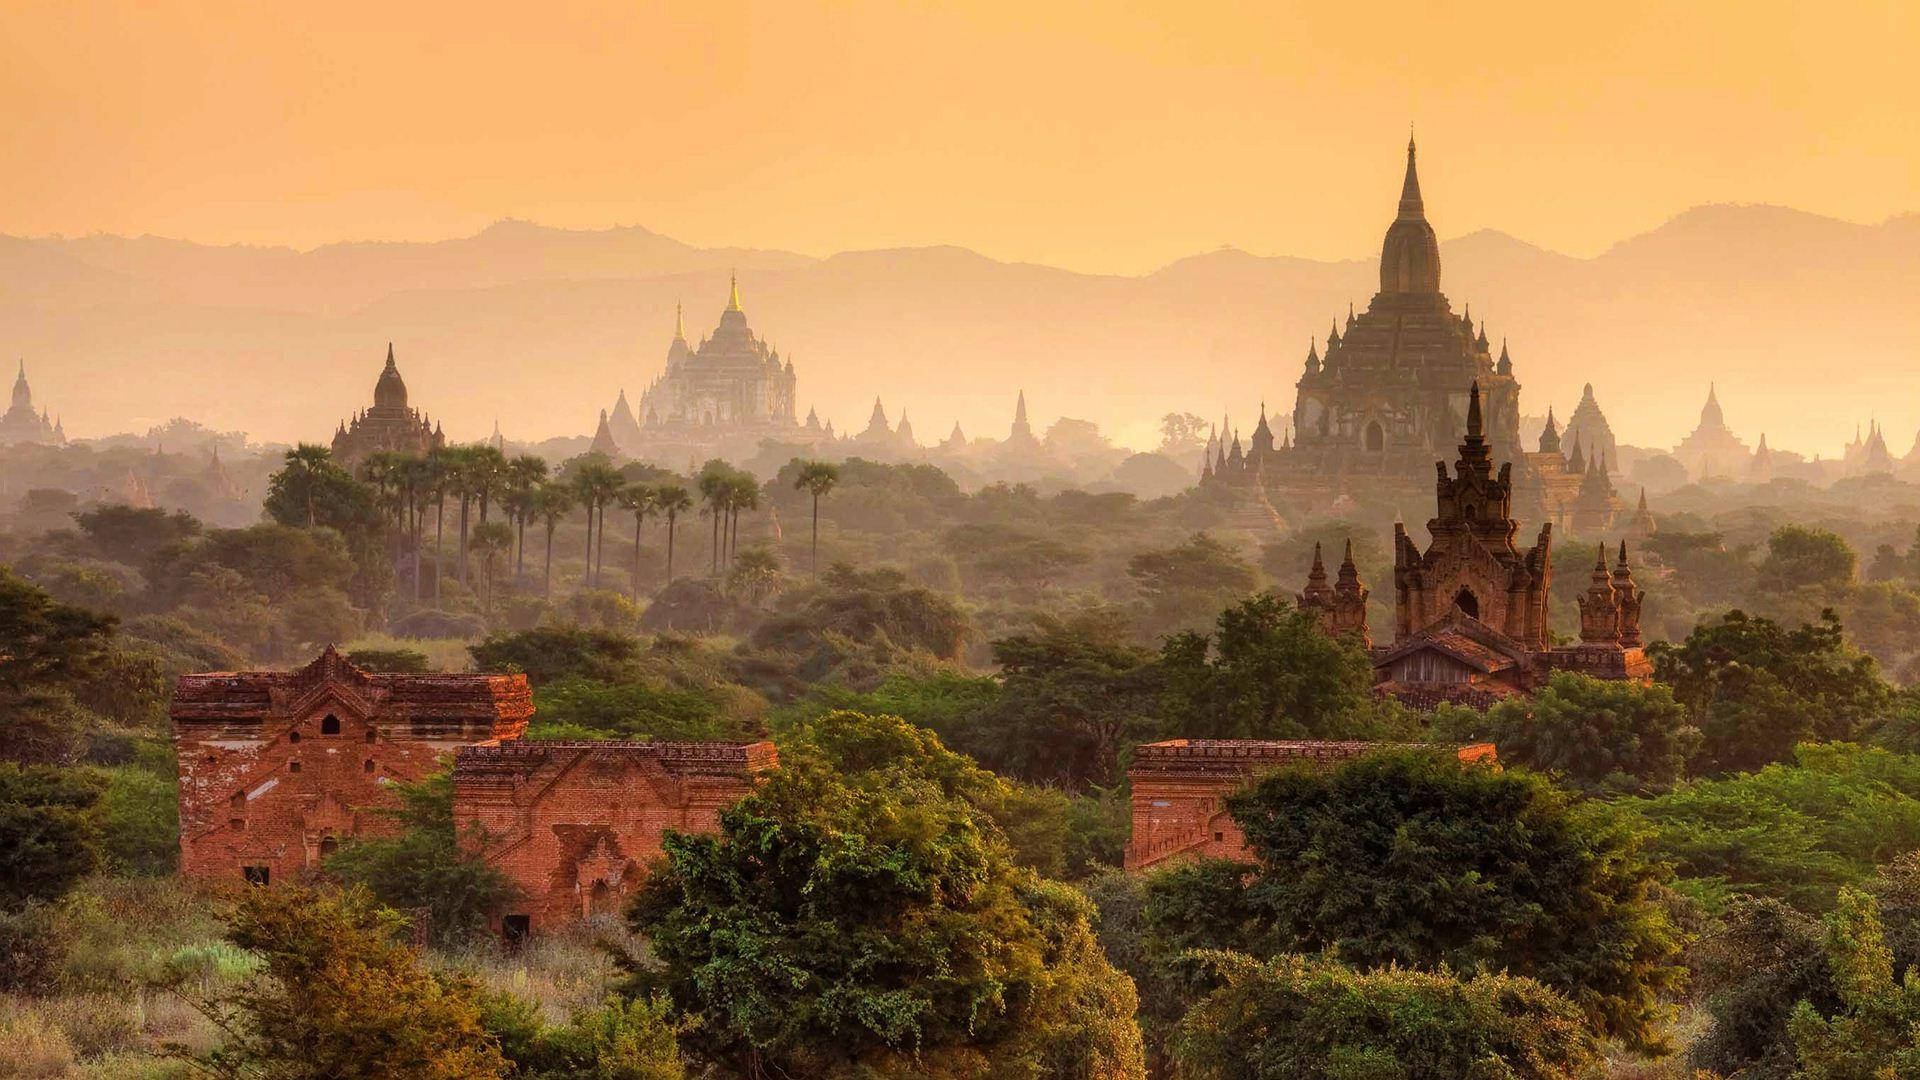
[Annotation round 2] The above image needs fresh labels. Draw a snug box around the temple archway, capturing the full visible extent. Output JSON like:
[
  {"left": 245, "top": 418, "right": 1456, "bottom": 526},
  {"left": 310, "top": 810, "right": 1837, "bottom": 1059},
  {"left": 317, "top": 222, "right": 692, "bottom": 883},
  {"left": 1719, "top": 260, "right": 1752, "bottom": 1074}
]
[{"left": 1365, "top": 421, "right": 1385, "bottom": 451}]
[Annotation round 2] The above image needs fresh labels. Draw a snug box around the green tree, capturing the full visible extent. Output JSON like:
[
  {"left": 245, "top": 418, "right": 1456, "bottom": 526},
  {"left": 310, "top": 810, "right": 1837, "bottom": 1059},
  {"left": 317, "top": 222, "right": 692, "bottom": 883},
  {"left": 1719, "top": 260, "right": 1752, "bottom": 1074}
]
[
  {"left": 1760, "top": 524, "right": 1858, "bottom": 594},
  {"left": 628, "top": 715, "right": 1145, "bottom": 1078},
  {"left": 571, "top": 460, "right": 626, "bottom": 588},
  {"left": 533, "top": 482, "right": 576, "bottom": 596},
  {"left": 1632, "top": 742, "right": 1920, "bottom": 912},
  {"left": 791, "top": 459, "right": 839, "bottom": 575},
  {"left": 1653, "top": 610, "right": 1891, "bottom": 775},
  {"left": 72, "top": 504, "right": 202, "bottom": 567},
  {"left": 0, "top": 762, "right": 104, "bottom": 905},
  {"left": 653, "top": 484, "right": 692, "bottom": 583},
  {"left": 1153, "top": 749, "right": 1685, "bottom": 1049},
  {"left": 617, "top": 483, "right": 656, "bottom": 601},
  {"left": 1127, "top": 532, "right": 1260, "bottom": 638},
  {"left": 976, "top": 612, "right": 1164, "bottom": 789},
  {"left": 1158, "top": 592, "right": 1390, "bottom": 741},
  {"left": 468, "top": 625, "right": 642, "bottom": 685},
  {"left": 1172, "top": 951, "right": 1600, "bottom": 1080},
  {"left": 696, "top": 462, "right": 733, "bottom": 574},
  {"left": 502, "top": 453, "right": 549, "bottom": 586},
  {"left": 482, "top": 992, "right": 686, "bottom": 1080},
  {"left": 469, "top": 521, "right": 513, "bottom": 609},
  {"left": 324, "top": 772, "right": 521, "bottom": 947},
  {"left": 1437, "top": 671, "right": 1701, "bottom": 796},
  {"left": 168, "top": 885, "right": 510, "bottom": 1079},
  {"left": 1787, "top": 887, "right": 1920, "bottom": 1077},
  {"left": 277, "top": 442, "right": 336, "bottom": 528}
]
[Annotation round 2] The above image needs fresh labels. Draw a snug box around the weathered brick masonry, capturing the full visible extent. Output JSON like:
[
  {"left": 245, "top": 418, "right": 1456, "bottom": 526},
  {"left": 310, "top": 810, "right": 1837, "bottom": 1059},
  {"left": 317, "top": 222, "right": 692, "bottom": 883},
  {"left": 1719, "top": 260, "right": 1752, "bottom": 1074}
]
[
  {"left": 1124, "top": 738, "right": 1496, "bottom": 870},
  {"left": 453, "top": 740, "right": 776, "bottom": 930},
  {"left": 171, "top": 648, "right": 773, "bottom": 935},
  {"left": 170, "top": 646, "right": 531, "bottom": 886}
]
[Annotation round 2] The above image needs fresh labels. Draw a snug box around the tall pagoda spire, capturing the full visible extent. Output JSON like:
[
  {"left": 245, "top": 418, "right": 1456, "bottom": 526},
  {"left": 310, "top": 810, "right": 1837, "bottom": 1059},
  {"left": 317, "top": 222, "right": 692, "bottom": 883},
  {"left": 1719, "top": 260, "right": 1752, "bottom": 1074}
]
[
  {"left": 726, "top": 273, "right": 743, "bottom": 313},
  {"left": 674, "top": 301, "right": 687, "bottom": 343},
  {"left": 1398, "top": 134, "right": 1425, "bottom": 220}
]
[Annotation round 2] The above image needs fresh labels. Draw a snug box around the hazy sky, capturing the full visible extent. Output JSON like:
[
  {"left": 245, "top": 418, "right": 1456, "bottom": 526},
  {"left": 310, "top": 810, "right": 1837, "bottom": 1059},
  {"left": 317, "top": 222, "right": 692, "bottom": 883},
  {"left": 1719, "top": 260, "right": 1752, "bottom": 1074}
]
[{"left": 2, "top": 0, "right": 1915, "bottom": 274}]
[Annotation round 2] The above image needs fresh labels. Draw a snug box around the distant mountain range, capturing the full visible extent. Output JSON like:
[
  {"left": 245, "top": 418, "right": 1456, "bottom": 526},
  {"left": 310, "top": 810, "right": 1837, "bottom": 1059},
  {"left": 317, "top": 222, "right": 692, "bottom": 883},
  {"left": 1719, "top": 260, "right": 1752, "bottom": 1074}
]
[{"left": 4, "top": 206, "right": 1915, "bottom": 455}]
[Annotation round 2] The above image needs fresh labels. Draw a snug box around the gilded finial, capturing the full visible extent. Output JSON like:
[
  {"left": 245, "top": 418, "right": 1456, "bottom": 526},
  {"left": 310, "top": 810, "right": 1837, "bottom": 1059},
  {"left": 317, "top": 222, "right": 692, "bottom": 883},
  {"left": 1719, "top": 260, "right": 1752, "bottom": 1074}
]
[{"left": 726, "top": 273, "right": 742, "bottom": 313}]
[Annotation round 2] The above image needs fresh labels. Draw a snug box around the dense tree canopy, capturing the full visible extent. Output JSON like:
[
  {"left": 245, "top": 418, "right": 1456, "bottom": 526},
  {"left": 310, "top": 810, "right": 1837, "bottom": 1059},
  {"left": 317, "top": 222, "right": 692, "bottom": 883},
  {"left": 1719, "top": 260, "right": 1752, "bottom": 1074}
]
[
  {"left": 1149, "top": 750, "right": 1685, "bottom": 1049},
  {"left": 1172, "top": 951, "right": 1600, "bottom": 1080},
  {"left": 0, "top": 762, "right": 105, "bottom": 906},
  {"left": 629, "top": 711, "right": 1145, "bottom": 1078},
  {"left": 1436, "top": 671, "right": 1701, "bottom": 796}
]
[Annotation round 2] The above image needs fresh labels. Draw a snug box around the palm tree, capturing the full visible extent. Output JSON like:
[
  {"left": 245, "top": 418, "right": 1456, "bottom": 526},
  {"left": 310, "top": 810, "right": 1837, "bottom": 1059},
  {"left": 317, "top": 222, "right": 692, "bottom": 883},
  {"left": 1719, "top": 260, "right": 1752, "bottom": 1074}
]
[
  {"left": 503, "top": 454, "right": 548, "bottom": 585},
  {"left": 654, "top": 484, "right": 692, "bottom": 583},
  {"left": 533, "top": 484, "right": 575, "bottom": 597},
  {"left": 394, "top": 454, "right": 432, "bottom": 600},
  {"left": 618, "top": 484, "right": 657, "bottom": 601},
  {"left": 570, "top": 461, "right": 625, "bottom": 589},
  {"left": 792, "top": 460, "right": 839, "bottom": 575},
  {"left": 697, "top": 467, "right": 732, "bottom": 575},
  {"left": 469, "top": 522, "right": 513, "bottom": 612},
  {"left": 470, "top": 445, "right": 508, "bottom": 526},
  {"left": 426, "top": 449, "right": 449, "bottom": 603},
  {"left": 282, "top": 443, "right": 334, "bottom": 527},
  {"left": 440, "top": 445, "right": 481, "bottom": 588},
  {"left": 727, "top": 474, "right": 760, "bottom": 565}
]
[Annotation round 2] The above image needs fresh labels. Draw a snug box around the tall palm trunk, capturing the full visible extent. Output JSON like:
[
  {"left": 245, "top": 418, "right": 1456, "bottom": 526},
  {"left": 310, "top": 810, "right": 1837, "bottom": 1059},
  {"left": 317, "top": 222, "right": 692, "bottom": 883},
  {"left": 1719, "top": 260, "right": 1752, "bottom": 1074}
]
[
  {"left": 811, "top": 493, "right": 821, "bottom": 575},
  {"left": 410, "top": 491, "right": 423, "bottom": 601},
  {"left": 544, "top": 523, "right": 557, "bottom": 596},
  {"left": 710, "top": 508, "right": 721, "bottom": 574},
  {"left": 434, "top": 496, "right": 445, "bottom": 602},
  {"left": 666, "top": 513, "right": 677, "bottom": 582},
  {"left": 641, "top": 511, "right": 656, "bottom": 599},
  {"left": 458, "top": 497, "right": 472, "bottom": 586},
  {"left": 584, "top": 503, "right": 596, "bottom": 588},
  {"left": 593, "top": 504, "right": 607, "bottom": 585},
  {"left": 514, "top": 515, "right": 527, "bottom": 585}
]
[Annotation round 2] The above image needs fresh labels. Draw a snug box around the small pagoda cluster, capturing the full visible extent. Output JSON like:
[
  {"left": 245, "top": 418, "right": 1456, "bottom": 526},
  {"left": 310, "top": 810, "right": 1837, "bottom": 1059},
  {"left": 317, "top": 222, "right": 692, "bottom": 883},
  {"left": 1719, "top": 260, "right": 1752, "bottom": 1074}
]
[{"left": 1305, "top": 383, "right": 1652, "bottom": 708}]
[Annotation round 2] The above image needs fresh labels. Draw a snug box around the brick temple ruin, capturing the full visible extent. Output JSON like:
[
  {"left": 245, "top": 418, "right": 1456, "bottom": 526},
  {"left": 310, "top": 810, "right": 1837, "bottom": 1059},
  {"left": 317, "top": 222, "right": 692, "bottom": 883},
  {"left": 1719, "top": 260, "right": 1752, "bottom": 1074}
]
[
  {"left": 170, "top": 647, "right": 772, "bottom": 935},
  {"left": 1124, "top": 738, "right": 1496, "bottom": 870}
]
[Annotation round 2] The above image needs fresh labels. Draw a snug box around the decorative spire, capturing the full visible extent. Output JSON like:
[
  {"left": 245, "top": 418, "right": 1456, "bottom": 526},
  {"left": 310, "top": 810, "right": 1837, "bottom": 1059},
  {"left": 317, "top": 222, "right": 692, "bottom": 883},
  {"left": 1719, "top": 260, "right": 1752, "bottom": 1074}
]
[
  {"left": 1465, "top": 381, "right": 1483, "bottom": 439},
  {"left": 726, "top": 274, "right": 742, "bottom": 313},
  {"left": 674, "top": 301, "right": 687, "bottom": 342},
  {"left": 1496, "top": 337, "right": 1512, "bottom": 375},
  {"left": 1398, "top": 133, "right": 1424, "bottom": 220}
]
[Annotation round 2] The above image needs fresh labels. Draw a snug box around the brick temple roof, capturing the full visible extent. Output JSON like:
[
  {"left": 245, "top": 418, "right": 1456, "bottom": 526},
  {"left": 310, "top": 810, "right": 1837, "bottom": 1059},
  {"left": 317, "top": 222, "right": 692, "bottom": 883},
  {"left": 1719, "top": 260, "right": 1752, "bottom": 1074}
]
[
  {"left": 170, "top": 646, "right": 533, "bottom": 724},
  {"left": 1129, "top": 738, "right": 1495, "bottom": 780},
  {"left": 454, "top": 739, "right": 778, "bottom": 777}
]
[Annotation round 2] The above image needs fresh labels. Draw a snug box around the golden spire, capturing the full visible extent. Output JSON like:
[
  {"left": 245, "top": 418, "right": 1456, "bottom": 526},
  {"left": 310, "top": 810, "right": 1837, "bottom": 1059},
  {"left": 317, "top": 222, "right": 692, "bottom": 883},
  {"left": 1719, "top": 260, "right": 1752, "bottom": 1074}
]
[
  {"left": 726, "top": 273, "right": 742, "bottom": 313},
  {"left": 674, "top": 301, "right": 686, "bottom": 342}
]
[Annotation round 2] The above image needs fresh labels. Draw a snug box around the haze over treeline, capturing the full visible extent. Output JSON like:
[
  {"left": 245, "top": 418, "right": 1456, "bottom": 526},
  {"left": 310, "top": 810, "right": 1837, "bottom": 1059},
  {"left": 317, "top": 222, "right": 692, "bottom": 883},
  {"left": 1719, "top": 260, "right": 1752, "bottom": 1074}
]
[{"left": 3, "top": 203, "right": 1916, "bottom": 453}]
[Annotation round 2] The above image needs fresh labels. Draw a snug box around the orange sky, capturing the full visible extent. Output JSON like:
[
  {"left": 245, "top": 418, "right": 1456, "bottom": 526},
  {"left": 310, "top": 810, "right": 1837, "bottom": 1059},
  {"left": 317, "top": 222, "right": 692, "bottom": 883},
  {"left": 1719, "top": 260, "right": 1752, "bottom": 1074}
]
[{"left": 1, "top": 0, "right": 1914, "bottom": 273}]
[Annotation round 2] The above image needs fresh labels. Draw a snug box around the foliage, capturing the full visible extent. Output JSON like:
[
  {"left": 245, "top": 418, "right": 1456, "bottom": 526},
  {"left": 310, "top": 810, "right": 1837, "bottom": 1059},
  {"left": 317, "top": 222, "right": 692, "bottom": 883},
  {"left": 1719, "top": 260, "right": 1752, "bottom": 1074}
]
[
  {"left": 324, "top": 772, "right": 522, "bottom": 947},
  {"left": 72, "top": 504, "right": 202, "bottom": 568},
  {"left": 1690, "top": 897, "right": 1840, "bottom": 1080},
  {"left": 0, "top": 564, "right": 114, "bottom": 701},
  {"left": 751, "top": 563, "right": 973, "bottom": 661},
  {"left": 973, "top": 611, "right": 1164, "bottom": 789},
  {"left": 1154, "top": 749, "right": 1684, "bottom": 1049},
  {"left": 1171, "top": 950, "right": 1601, "bottom": 1080},
  {"left": 95, "top": 762, "right": 180, "bottom": 875},
  {"left": 1786, "top": 887, "right": 1920, "bottom": 1077},
  {"left": 1158, "top": 592, "right": 1396, "bottom": 741},
  {"left": 468, "top": 625, "right": 642, "bottom": 685},
  {"left": 1632, "top": 743, "right": 1920, "bottom": 912},
  {"left": 345, "top": 646, "right": 434, "bottom": 673},
  {"left": 1127, "top": 532, "right": 1260, "bottom": 638},
  {"left": 165, "top": 884, "right": 509, "bottom": 1079},
  {"left": 1758, "top": 525, "right": 1857, "bottom": 594},
  {"left": 627, "top": 723, "right": 1145, "bottom": 1078},
  {"left": 1651, "top": 610, "right": 1891, "bottom": 776},
  {"left": 1436, "top": 672, "right": 1701, "bottom": 796},
  {"left": 527, "top": 675, "right": 735, "bottom": 742},
  {"left": 480, "top": 992, "right": 686, "bottom": 1080},
  {"left": 0, "top": 762, "right": 105, "bottom": 906}
]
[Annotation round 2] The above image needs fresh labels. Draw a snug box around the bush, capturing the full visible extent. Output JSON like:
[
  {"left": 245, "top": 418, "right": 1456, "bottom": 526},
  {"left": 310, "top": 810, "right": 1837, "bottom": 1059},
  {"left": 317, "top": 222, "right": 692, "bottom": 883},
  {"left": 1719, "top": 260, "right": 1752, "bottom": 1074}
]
[
  {"left": 344, "top": 647, "right": 433, "bottom": 673},
  {"left": 0, "top": 763, "right": 105, "bottom": 906},
  {"left": 1173, "top": 951, "right": 1600, "bottom": 1080},
  {"left": 0, "top": 1005, "right": 75, "bottom": 1079},
  {"left": 468, "top": 626, "right": 641, "bottom": 686}
]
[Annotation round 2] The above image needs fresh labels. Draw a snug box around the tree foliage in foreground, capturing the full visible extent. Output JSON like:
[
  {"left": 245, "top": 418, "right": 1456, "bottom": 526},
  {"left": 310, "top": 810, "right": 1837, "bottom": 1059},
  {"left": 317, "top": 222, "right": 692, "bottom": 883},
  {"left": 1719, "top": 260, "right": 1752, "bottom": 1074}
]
[
  {"left": 1149, "top": 749, "right": 1684, "bottom": 1050},
  {"left": 1172, "top": 951, "right": 1600, "bottom": 1080},
  {"left": 628, "top": 710, "right": 1145, "bottom": 1078},
  {"left": 1435, "top": 671, "right": 1700, "bottom": 796},
  {"left": 167, "top": 885, "right": 509, "bottom": 1080}
]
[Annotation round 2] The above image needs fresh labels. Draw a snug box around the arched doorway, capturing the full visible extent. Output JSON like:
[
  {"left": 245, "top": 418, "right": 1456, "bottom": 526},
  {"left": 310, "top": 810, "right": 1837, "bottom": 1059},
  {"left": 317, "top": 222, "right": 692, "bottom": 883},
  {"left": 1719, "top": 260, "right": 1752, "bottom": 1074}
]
[
  {"left": 1452, "top": 588, "right": 1480, "bottom": 619},
  {"left": 1365, "top": 421, "right": 1385, "bottom": 452},
  {"left": 587, "top": 880, "right": 616, "bottom": 918}
]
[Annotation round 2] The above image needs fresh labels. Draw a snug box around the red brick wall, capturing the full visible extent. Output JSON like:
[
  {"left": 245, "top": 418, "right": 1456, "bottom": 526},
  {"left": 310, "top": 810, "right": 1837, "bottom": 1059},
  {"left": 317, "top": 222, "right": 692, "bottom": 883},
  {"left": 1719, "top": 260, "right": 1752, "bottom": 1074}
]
[
  {"left": 171, "top": 648, "right": 530, "bottom": 888},
  {"left": 453, "top": 741, "right": 775, "bottom": 932}
]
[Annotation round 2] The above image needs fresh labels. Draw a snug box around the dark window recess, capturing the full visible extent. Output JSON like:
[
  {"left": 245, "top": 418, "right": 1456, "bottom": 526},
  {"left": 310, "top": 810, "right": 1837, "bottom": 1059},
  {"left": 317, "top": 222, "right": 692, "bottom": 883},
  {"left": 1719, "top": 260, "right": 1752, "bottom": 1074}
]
[
  {"left": 289, "top": 761, "right": 301, "bottom": 773},
  {"left": 364, "top": 729, "right": 377, "bottom": 744},
  {"left": 288, "top": 731, "right": 300, "bottom": 743},
  {"left": 1214, "top": 832, "right": 1225, "bottom": 842},
  {"left": 319, "top": 836, "right": 338, "bottom": 858},
  {"left": 363, "top": 759, "right": 375, "bottom": 773},
  {"left": 321, "top": 714, "right": 341, "bottom": 735},
  {"left": 242, "top": 866, "right": 270, "bottom": 886},
  {"left": 230, "top": 817, "right": 246, "bottom": 831},
  {"left": 502, "top": 914, "right": 531, "bottom": 948}
]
